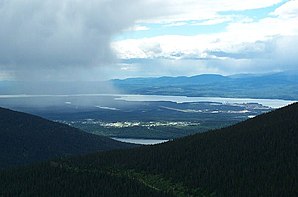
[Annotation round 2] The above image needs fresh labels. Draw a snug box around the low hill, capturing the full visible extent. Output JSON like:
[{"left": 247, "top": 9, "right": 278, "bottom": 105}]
[
  {"left": 0, "top": 103, "right": 297, "bottom": 196},
  {"left": 0, "top": 107, "right": 135, "bottom": 169}
]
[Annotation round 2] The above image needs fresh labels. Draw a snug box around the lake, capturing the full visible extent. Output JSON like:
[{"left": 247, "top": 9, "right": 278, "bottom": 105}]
[
  {"left": 0, "top": 93, "right": 296, "bottom": 108},
  {"left": 111, "top": 137, "right": 169, "bottom": 145},
  {"left": 114, "top": 94, "right": 296, "bottom": 108}
]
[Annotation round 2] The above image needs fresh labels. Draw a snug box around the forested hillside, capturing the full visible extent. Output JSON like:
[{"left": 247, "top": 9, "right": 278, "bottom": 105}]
[
  {"left": 0, "top": 103, "right": 297, "bottom": 196},
  {"left": 0, "top": 107, "right": 135, "bottom": 169}
]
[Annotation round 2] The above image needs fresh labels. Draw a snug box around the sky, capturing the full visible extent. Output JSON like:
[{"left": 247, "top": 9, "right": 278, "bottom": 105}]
[{"left": 0, "top": 0, "right": 298, "bottom": 81}]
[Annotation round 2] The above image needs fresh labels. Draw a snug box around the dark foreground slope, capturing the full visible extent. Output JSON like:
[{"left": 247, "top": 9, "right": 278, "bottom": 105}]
[
  {"left": 1, "top": 103, "right": 297, "bottom": 196},
  {"left": 0, "top": 107, "right": 135, "bottom": 169}
]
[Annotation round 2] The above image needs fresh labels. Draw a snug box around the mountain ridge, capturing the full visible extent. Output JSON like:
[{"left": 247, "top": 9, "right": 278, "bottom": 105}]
[
  {"left": 1, "top": 71, "right": 298, "bottom": 100},
  {"left": 112, "top": 71, "right": 298, "bottom": 100},
  {"left": 0, "top": 107, "right": 136, "bottom": 169}
]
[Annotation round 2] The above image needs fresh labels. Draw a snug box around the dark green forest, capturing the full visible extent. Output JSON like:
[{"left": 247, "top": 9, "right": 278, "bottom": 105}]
[
  {"left": 0, "top": 164, "right": 173, "bottom": 197},
  {"left": 0, "top": 107, "right": 135, "bottom": 169},
  {"left": 0, "top": 103, "right": 297, "bottom": 196}
]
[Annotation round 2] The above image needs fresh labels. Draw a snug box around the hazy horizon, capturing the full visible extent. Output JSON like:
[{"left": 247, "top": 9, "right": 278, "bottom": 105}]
[{"left": 1, "top": 69, "right": 298, "bottom": 82}]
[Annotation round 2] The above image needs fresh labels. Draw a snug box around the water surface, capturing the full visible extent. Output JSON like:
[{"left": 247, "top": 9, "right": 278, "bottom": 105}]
[
  {"left": 0, "top": 93, "right": 295, "bottom": 108},
  {"left": 112, "top": 137, "right": 169, "bottom": 145}
]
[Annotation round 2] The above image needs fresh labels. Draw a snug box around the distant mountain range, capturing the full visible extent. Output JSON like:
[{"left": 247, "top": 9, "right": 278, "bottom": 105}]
[
  {"left": 0, "top": 107, "right": 135, "bottom": 169},
  {"left": 112, "top": 71, "right": 298, "bottom": 100},
  {"left": 1, "top": 71, "right": 298, "bottom": 100},
  {"left": 1, "top": 103, "right": 297, "bottom": 196}
]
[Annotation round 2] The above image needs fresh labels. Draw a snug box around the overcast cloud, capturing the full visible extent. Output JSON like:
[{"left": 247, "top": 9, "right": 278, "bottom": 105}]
[{"left": 0, "top": 0, "right": 150, "bottom": 80}]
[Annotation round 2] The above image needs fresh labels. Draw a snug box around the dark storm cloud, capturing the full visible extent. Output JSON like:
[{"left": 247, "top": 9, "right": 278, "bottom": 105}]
[{"left": 0, "top": 0, "right": 159, "bottom": 80}]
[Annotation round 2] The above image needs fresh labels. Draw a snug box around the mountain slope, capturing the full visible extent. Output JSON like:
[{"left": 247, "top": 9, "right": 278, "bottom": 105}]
[
  {"left": 0, "top": 107, "right": 135, "bottom": 169},
  {"left": 68, "top": 102, "right": 298, "bottom": 196},
  {"left": 0, "top": 103, "right": 297, "bottom": 196}
]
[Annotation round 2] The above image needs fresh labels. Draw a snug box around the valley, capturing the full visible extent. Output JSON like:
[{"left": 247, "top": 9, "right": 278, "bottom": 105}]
[
  {"left": 1, "top": 102, "right": 297, "bottom": 196},
  {"left": 0, "top": 94, "right": 289, "bottom": 140}
]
